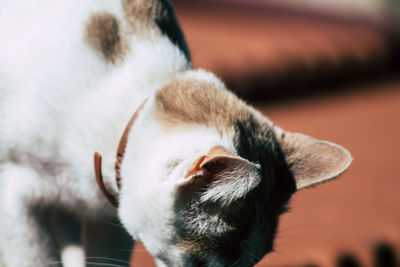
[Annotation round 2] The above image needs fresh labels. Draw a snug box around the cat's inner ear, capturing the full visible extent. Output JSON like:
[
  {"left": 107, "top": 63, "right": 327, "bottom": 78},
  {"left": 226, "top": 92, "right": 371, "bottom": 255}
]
[
  {"left": 276, "top": 129, "right": 352, "bottom": 190},
  {"left": 182, "top": 146, "right": 262, "bottom": 206}
]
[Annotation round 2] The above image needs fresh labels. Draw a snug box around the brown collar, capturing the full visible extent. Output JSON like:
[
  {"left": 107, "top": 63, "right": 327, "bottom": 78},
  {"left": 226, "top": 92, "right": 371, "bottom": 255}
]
[{"left": 94, "top": 99, "right": 148, "bottom": 207}]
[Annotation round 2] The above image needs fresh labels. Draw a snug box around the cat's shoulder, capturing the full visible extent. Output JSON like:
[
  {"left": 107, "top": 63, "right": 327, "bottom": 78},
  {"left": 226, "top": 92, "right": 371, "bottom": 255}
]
[
  {"left": 83, "top": 0, "right": 189, "bottom": 64},
  {"left": 121, "top": 0, "right": 190, "bottom": 61},
  {"left": 0, "top": 0, "right": 189, "bottom": 65}
]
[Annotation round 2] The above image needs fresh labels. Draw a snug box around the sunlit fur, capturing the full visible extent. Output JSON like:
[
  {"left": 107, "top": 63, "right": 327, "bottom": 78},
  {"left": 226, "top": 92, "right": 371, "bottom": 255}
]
[{"left": 0, "top": 1, "right": 351, "bottom": 266}]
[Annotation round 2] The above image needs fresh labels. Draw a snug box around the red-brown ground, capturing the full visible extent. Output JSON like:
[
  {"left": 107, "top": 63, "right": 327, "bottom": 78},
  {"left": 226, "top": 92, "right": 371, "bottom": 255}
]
[{"left": 174, "top": 3, "right": 387, "bottom": 82}]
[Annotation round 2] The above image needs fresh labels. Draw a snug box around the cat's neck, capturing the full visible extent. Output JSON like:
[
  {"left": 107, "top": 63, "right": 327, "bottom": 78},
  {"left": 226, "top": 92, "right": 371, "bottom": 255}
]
[
  {"left": 85, "top": 73, "right": 178, "bottom": 191},
  {"left": 62, "top": 37, "right": 189, "bottom": 194}
]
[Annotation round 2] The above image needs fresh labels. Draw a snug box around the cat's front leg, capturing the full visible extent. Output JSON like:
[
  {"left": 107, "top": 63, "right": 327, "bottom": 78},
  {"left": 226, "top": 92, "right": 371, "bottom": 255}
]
[
  {"left": 0, "top": 164, "right": 61, "bottom": 267},
  {"left": 50, "top": 209, "right": 85, "bottom": 267},
  {"left": 82, "top": 216, "right": 134, "bottom": 267}
]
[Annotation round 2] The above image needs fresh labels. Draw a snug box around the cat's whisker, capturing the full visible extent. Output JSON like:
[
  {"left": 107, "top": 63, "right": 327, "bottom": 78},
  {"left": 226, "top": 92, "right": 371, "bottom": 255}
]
[
  {"left": 275, "top": 242, "right": 308, "bottom": 256},
  {"left": 229, "top": 259, "right": 240, "bottom": 266},
  {"left": 265, "top": 254, "right": 286, "bottom": 266},
  {"left": 278, "top": 223, "right": 334, "bottom": 240},
  {"left": 269, "top": 249, "right": 297, "bottom": 266},
  {"left": 85, "top": 256, "right": 131, "bottom": 264},
  {"left": 276, "top": 245, "right": 307, "bottom": 265},
  {"left": 100, "top": 220, "right": 126, "bottom": 230},
  {"left": 84, "top": 261, "right": 127, "bottom": 267},
  {"left": 240, "top": 239, "right": 260, "bottom": 265},
  {"left": 42, "top": 261, "right": 64, "bottom": 266},
  {"left": 130, "top": 249, "right": 149, "bottom": 252},
  {"left": 275, "top": 234, "right": 310, "bottom": 244},
  {"left": 275, "top": 237, "right": 313, "bottom": 255},
  {"left": 248, "top": 252, "right": 259, "bottom": 266},
  {"left": 278, "top": 223, "right": 326, "bottom": 234},
  {"left": 113, "top": 248, "right": 135, "bottom": 252}
]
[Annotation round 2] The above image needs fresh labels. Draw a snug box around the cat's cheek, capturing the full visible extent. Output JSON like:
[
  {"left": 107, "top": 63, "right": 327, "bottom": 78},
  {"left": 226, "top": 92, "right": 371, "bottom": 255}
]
[
  {"left": 118, "top": 196, "right": 184, "bottom": 266},
  {"left": 117, "top": 194, "right": 140, "bottom": 239},
  {"left": 117, "top": 180, "right": 178, "bottom": 249}
]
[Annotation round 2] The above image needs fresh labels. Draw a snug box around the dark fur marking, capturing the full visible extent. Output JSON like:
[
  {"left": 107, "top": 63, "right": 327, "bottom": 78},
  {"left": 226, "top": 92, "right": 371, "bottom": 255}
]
[
  {"left": 85, "top": 12, "right": 127, "bottom": 64},
  {"left": 154, "top": 0, "right": 190, "bottom": 61},
  {"left": 122, "top": 0, "right": 190, "bottom": 61},
  {"left": 232, "top": 117, "right": 296, "bottom": 258},
  {"left": 155, "top": 77, "right": 253, "bottom": 133},
  {"left": 122, "top": 0, "right": 153, "bottom": 29},
  {"left": 163, "top": 77, "right": 297, "bottom": 265},
  {"left": 173, "top": 197, "right": 253, "bottom": 265}
]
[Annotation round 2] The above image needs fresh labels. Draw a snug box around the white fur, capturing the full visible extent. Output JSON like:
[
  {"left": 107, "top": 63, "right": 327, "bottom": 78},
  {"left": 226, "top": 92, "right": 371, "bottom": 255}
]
[
  {"left": 61, "top": 246, "right": 85, "bottom": 267},
  {"left": 119, "top": 97, "right": 236, "bottom": 257},
  {"left": 0, "top": 1, "right": 232, "bottom": 266},
  {"left": 200, "top": 160, "right": 262, "bottom": 206}
]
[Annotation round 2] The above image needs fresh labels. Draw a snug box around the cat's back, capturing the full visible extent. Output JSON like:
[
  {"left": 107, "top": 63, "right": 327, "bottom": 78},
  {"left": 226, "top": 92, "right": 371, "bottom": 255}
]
[
  {"left": 0, "top": 0, "right": 189, "bottom": 158},
  {"left": 0, "top": 0, "right": 188, "bottom": 94},
  {"left": 0, "top": 1, "right": 123, "bottom": 96}
]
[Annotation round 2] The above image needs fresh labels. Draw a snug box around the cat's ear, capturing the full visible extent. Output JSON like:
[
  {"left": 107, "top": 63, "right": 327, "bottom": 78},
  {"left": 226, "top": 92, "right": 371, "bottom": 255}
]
[
  {"left": 275, "top": 128, "right": 352, "bottom": 190},
  {"left": 181, "top": 146, "right": 261, "bottom": 206}
]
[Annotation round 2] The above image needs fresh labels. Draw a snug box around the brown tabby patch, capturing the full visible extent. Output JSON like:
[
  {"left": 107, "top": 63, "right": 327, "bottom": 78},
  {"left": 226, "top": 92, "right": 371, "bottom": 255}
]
[
  {"left": 122, "top": 0, "right": 160, "bottom": 33},
  {"left": 85, "top": 12, "right": 128, "bottom": 64},
  {"left": 154, "top": 76, "right": 264, "bottom": 134}
]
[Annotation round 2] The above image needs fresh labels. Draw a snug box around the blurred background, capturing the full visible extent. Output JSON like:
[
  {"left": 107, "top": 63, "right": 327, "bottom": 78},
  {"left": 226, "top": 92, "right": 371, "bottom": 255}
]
[{"left": 132, "top": 0, "right": 400, "bottom": 266}]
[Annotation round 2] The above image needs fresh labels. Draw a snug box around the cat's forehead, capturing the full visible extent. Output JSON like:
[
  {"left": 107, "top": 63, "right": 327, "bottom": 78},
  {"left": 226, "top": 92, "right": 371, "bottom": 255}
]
[
  {"left": 154, "top": 72, "right": 274, "bottom": 137},
  {"left": 154, "top": 72, "right": 279, "bottom": 168}
]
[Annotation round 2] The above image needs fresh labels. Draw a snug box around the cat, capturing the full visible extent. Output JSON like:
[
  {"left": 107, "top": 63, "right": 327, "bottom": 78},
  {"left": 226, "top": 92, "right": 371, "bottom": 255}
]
[{"left": 0, "top": 0, "right": 352, "bottom": 266}]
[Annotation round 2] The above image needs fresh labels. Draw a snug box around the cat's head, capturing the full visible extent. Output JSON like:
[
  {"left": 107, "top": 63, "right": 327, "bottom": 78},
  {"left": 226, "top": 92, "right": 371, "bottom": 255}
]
[{"left": 119, "top": 70, "right": 352, "bottom": 266}]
